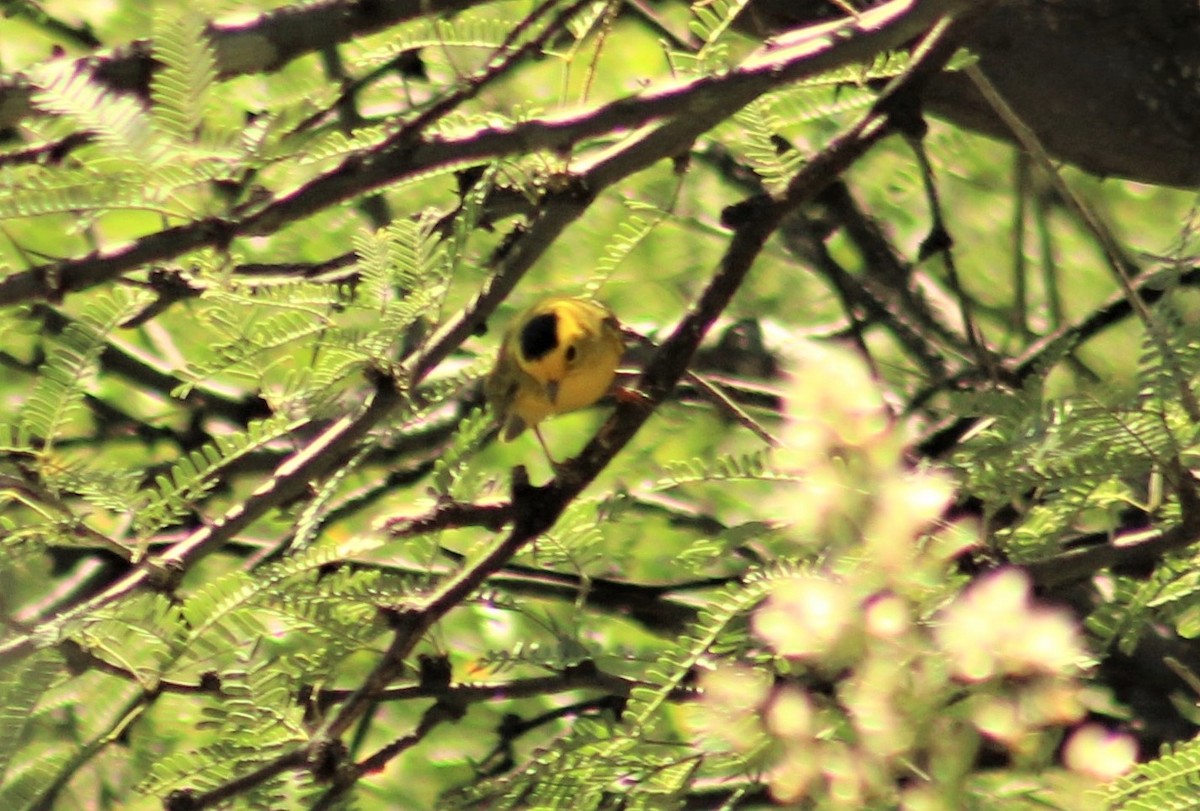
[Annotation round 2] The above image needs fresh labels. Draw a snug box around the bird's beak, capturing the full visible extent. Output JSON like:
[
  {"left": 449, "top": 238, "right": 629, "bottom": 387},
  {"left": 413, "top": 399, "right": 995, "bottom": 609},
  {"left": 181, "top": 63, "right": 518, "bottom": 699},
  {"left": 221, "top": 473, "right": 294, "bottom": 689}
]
[{"left": 545, "top": 380, "right": 559, "bottom": 403}]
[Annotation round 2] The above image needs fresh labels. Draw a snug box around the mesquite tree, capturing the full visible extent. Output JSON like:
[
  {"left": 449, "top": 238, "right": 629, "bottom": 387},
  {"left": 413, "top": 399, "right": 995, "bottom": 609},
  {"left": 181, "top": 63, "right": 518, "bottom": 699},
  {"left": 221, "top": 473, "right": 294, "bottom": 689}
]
[{"left": 2, "top": 1, "right": 1199, "bottom": 809}]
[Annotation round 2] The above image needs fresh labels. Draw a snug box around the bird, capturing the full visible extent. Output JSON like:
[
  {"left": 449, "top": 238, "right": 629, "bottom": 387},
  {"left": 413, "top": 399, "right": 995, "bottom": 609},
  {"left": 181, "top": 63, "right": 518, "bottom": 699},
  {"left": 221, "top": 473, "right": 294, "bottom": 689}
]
[{"left": 485, "top": 296, "right": 625, "bottom": 462}]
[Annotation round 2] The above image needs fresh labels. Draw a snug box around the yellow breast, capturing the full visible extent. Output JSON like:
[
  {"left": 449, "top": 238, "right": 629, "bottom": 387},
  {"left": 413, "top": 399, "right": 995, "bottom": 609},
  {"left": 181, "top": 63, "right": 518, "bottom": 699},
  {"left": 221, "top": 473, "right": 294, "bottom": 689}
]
[{"left": 486, "top": 297, "right": 624, "bottom": 441}]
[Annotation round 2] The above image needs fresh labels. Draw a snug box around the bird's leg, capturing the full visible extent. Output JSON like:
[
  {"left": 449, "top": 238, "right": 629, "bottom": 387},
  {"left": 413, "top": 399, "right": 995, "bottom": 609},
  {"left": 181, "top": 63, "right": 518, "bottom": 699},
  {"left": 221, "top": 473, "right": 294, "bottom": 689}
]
[{"left": 533, "top": 425, "right": 560, "bottom": 469}]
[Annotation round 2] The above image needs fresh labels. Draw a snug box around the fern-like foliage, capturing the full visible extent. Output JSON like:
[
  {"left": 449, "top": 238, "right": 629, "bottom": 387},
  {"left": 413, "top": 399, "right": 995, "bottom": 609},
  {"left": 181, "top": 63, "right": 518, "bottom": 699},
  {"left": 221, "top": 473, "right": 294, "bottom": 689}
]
[
  {"left": 139, "top": 737, "right": 298, "bottom": 805},
  {"left": 953, "top": 297, "right": 1200, "bottom": 669},
  {"left": 729, "top": 97, "right": 808, "bottom": 193},
  {"left": 623, "top": 564, "right": 787, "bottom": 729},
  {"left": 450, "top": 564, "right": 791, "bottom": 808},
  {"left": 28, "top": 62, "right": 166, "bottom": 166},
  {"left": 0, "top": 746, "right": 72, "bottom": 811},
  {"left": 0, "top": 652, "right": 63, "bottom": 798},
  {"left": 1137, "top": 299, "right": 1200, "bottom": 407},
  {"left": 1103, "top": 738, "right": 1200, "bottom": 809},
  {"left": 587, "top": 202, "right": 668, "bottom": 295},
  {"left": 352, "top": 217, "right": 450, "bottom": 354},
  {"left": 352, "top": 15, "right": 520, "bottom": 70},
  {"left": 150, "top": 10, "right": 220, "bottom": 145},
  {"left": 652, "top": 450, "right": 788, "bottom": 490},
  {"left": 5, "top": 0, "right": 1190, "bottom": 808},
  {"left": 430, "top": 407, "right": 494, "bottom": 500},
  {"left": 0, "top": 165, "right": 160, "bottom": 220},
  {"left": 172, "top": 540, "right": 386, "bottom": 671},
  {"left": 19, "top": 293, "right": 143, "bottom": 456},
  {"left": 134, "top": 413, "right": 306, "bottom": 535},
  {"left": 69, "top": 592, "right": 186, "bottom": 685},
  {"left": 127, "top": 544, "right": 404, "bottom": 803},
  {"left": 691, "top": 0, "right": 753, "bottom": 65}
]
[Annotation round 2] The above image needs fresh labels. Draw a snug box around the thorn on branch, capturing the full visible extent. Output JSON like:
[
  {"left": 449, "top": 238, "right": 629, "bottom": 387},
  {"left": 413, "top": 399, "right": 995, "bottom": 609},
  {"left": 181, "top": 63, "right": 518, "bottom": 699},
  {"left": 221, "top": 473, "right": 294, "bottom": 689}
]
[
  {"left": 307, "top": 737, "right": 350, "bottom": 783},
  {"left": 392, "top": 50, "right": 427, "bottom": 80},
  {"left": 431, "top": 696, "right": 468, "bottom": 725},
  {"left": 200, "top": 216, "right": 237, "bottom": 255},
  {"left": 561, "top": 659, "right": 599, "bottom": 680},
  {"left": 198, "top": 671, "right": 222, "bottom": 693},
  {"left": 455, "top": 165, "right": 488, "bottom": 198},
  {"left": 918, "top": 222, "right": 954, "bottom": 260},
  {"left": 488, "top": 222, "right": 526, "bottom": 266},
  {"left": 720, "top": 194, "right": 774, "bottom": 229},
  {"left": 146, "top": 557, "right": 186, "bottom": 592},
  {"left": 58, "top": 639, "right": 91, "bottom": 677},
  {"left": 877, "top": 84, "right": 929, "bottom": 142},
  {"left": 164, "top": 789, "right": 199, "bottom": 811},
  {"left": 122, "top": 268, "right": 203, "bottom": 327},
  {"left": 541, "top": 170, "right": 596, "bottom": 205},
  {"left": 380, "top": 605, "right": 421, "bottom": 637},
  {"left": 418, "top": 654, "right": 453, "bottom": 690}
]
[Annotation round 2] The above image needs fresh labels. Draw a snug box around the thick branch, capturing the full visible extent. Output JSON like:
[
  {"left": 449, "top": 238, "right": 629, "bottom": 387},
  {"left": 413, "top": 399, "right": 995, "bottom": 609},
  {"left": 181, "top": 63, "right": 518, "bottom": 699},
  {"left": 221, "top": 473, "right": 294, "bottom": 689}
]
[
  {"left": 0, "top": 0, "right": 485, "bottom": 130},
  {"left": 0, "top": 0, "right": 970, "bottom": 308}
]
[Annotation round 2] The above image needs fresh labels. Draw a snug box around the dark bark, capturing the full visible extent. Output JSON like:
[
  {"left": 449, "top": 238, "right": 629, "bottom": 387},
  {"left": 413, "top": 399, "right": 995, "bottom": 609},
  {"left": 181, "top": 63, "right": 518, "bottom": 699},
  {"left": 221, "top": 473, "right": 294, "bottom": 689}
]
[{"left": 738, "top": 0, "right": 1200, "bottom": 188}]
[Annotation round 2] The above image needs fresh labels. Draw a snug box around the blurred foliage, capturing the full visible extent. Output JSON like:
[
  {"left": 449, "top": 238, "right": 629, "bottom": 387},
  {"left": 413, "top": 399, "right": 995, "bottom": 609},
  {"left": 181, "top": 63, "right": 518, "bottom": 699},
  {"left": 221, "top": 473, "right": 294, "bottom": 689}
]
[{"left": 1, "top": 0, "right": 1200, "bottom": 809}]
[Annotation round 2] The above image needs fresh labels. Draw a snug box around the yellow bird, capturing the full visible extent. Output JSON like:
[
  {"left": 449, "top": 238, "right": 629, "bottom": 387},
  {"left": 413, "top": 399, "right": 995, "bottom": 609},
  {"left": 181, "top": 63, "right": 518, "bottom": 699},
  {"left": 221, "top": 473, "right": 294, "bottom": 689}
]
[{"left": 485, "top": 297, "right": 625, "bottom": 459}]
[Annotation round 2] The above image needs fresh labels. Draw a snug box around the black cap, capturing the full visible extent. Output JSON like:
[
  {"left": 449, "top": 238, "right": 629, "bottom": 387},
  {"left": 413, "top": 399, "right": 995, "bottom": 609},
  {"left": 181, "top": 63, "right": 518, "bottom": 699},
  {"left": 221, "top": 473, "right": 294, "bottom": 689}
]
[{"left": 519, "top": 311, "right": 559, "bottom": 362}]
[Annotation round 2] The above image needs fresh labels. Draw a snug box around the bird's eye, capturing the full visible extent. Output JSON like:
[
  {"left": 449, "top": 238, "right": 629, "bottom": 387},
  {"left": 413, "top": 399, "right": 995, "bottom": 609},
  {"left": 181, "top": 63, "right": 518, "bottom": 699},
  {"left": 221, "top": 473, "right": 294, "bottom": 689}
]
[{"left": 564, "top": 345, "right": 577, "bottom": 363}]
